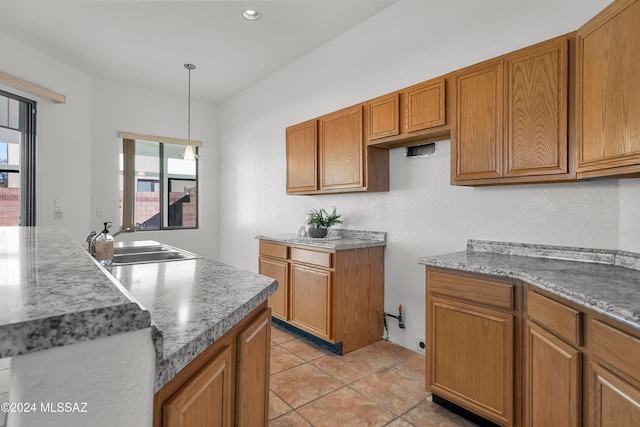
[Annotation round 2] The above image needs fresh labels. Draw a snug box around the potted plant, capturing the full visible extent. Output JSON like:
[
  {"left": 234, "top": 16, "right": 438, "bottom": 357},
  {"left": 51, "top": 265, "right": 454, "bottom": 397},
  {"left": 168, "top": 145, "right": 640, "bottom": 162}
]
[{"left": 306, "top": 207, "right": 343, "bottom": 238}]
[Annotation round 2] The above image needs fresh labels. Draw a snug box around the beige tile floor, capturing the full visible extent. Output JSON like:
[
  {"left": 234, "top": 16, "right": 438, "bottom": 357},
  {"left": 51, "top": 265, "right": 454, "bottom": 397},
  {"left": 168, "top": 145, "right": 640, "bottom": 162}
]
[{"left": 269, "top": 324, "right": 477, "bottom": 426}]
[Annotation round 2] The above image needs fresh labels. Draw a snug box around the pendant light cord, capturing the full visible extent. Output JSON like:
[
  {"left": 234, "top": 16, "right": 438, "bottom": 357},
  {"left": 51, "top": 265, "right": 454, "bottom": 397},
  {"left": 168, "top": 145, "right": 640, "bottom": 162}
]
[{"left": 185, "top": 63, "right": 196, "bottom": 146}]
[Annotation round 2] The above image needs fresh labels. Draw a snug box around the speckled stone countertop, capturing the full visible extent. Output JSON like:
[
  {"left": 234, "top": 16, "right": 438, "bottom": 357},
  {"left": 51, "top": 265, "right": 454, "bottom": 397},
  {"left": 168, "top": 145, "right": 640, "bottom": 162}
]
[
  {"left": 0, "top": 227, "right": 151, "bottom": 358},
  {"left": 108, "top": 248, "right": 277, "bottom": 391},
  {"left": 418, "top": 240, "right": 640, "bottom": 331},
  {"left": 0, "top": 227, "right": 277, "bottom": 393},
  {"left": 256, "top": 229, "right": 387, "bottom": 251}
]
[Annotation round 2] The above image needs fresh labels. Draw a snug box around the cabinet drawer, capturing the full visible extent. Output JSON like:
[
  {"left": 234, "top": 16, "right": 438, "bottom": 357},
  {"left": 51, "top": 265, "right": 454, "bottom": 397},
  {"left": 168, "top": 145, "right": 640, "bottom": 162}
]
[
  {"left": 592, "top": 319, "right": 640, "bottom": 381},
  {"left": 259, "top": 241, "right": 288, "bottom": 259},
  {"left": 427, "top": 269, "right": 514, "bottom": 310},
  {"left": 290, "top": 247, "right": 332, "bottom": 268},
  {"left": 528, "top": 291, "right": 582, "bottom": 346}
]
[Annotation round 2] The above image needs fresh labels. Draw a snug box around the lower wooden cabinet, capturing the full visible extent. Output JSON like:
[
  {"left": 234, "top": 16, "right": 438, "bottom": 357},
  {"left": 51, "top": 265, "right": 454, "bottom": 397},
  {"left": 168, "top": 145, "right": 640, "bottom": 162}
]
[
  {"left": 154, "top": 304, "right": 271, "bottom": 427},
  {"left": 525, "top": 320, "right": 581, "bottom": 427},
  {"left": 258, "top": 256, "right": 288, "bottom": 321},
  {"left": 290, "top": 263, "right": 332, "bottom": 341},
  {"left": 428, "top": 296, "right": 514, "bottom": 426},
  {"left": 426, "top": 268, "right": 640, "bottom": 427},
  {"left": 590, "top": 363, "right": 640, "bottom": 426},
  {"left": 163, "top": 345, "right": 233, "bottom": 427},
  {"left": 426, "top": 269, "right": 515, "bottom": 426},
  {"left": 258, "top": 240, "right": 384, "bottom": 354},
  {"left": 235, "top": 308, "right": 271, "bottom": 426}
]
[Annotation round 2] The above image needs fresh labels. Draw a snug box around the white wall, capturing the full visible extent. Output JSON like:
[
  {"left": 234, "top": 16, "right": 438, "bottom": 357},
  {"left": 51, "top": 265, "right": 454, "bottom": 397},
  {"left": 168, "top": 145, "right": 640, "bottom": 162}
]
[
  {"left": 218, "top": 0, "right": 626, "bottom": 350},
  {"left": 0, "top": 32, "right": 220, "bottom": 260},
  {"left": 90, "top": 79, "right": 220, "bottom": 260},
  {"left": 0, "top": 33, "right": 92, "bottom": 243},
  {"left": 9, "top": 328, "right": 155, "bottom": 427}
]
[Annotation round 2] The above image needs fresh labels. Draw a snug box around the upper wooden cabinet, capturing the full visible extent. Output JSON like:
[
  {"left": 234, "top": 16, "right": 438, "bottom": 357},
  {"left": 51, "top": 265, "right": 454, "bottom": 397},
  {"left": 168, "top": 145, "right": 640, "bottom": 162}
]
[
  {"left": 286, "top": 119, "right": 317, "bottom": 193},
  {"left": 404, "top": 78, "right": 446, "bottom": 133},
  {"left": 576, "top": 0, "right": 640, "bottom": 178},
  {"left": 285, "top": 104, "right": 389, "bottom": 195},
  {"left": 452, "top": 34, "right": 573, "bottom": 185},
  {"left": 366, "top": 76, "right": 449, "bottom": 148},
  {"left": 319, "top": 105, "right": 365, "bottom": 191}
]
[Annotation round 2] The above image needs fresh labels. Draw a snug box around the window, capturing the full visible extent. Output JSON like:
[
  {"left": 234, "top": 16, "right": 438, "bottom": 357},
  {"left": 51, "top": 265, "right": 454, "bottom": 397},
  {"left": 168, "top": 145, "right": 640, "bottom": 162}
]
[
  {"left": 0, "top": 90, "right": 36, "bottom": 227},
  {"left": 119, "top": 137, "right": 198, "bottom": 230}
]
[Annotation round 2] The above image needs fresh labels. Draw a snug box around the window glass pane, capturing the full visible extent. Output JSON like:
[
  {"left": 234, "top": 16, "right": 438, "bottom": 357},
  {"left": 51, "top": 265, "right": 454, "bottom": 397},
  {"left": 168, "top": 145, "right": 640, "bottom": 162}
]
[
  {"left": 135, "top": 141, "right": 160, "bottom": 230},
  {"left": 0, "top": 143, "right": 7, "bottom": 165},
  {"left": 168, "top": 178, "right": 197, "bottom": 227},
  {"left": 0, "top": 171, "right": 20, "bottom": 226},
  {"left": 166, "top": 144, "right": 197, "bottom": 176}
]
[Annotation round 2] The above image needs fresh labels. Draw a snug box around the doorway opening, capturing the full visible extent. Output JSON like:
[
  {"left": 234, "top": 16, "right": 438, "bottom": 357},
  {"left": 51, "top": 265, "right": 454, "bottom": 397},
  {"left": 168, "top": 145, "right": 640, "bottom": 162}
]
[{"left": 0, "top": 90, "right": 36, "bottom": 226}]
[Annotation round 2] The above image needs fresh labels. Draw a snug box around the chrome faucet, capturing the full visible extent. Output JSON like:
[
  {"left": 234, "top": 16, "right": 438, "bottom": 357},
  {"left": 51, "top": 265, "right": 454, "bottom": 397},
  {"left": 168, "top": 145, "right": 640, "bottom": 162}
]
[
  {"left": 86, "top": 230, "right": 98, "bottom": 255},
  {"left": 112, "top": 227, "right": 135, "bottom": 238}
]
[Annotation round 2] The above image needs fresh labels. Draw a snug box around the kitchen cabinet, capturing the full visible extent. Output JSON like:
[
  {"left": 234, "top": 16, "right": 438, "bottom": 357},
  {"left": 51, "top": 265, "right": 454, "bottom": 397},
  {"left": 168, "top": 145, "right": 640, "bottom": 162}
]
[
  {"left": 290, "top": 262, "right": 332, "bottom": 341},
  {"left": 525, "top": 291, "right": 582, "bottom": 427},
  {"left": 163, "top": 345, "right": 233, "bottom": 427},
  {"left": 590, "top": 319, "right": 640, "bottom": 427},
  {"left": 366, "top": 77, "right": 450, "bottom": 149},
  {"left": 258, "top": 240, "right": 384, "bottom": 354},
  {"left": 319, "top": 105, "right": 364, "bottom": 190},
  {"left": 154, "top": 303, "right": 271, "bottom": 427},
  {"left": 576, "top": 0, "right": 640, "bottom": 178},
  {"left": 235, "top": 308, "right": 271, "bottom": 426},
  {"left": 426, "top": 268, "right": 516, "bottom": 426},
  {"left": 425, "top": 264, "right": 640, "bottom": 427},
  {"left": 452, "top": 34, "right": 573, "bottom": 185},
  {"left": 258, "top": 241, "right": 289, "bottom": 321},
  {"left": 285, "top": 104, "right": 389, "bottom": 195},
  {"left": 286, "top": 119, "right": 317, "bottom": 193}
]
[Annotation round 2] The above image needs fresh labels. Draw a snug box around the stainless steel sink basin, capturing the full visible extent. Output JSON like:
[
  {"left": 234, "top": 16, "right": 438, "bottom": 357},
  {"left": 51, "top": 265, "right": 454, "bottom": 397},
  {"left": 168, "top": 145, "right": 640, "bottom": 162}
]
[{"left": 111, "top": 242, "right": 201, "bottom": 266}]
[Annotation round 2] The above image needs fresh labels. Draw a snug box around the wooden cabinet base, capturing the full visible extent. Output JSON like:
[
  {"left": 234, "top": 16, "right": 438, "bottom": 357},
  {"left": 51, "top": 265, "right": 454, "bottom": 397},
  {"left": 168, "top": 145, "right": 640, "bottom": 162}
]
[{"left": 154, "top": 303, "right": 271, "bottom": 427}]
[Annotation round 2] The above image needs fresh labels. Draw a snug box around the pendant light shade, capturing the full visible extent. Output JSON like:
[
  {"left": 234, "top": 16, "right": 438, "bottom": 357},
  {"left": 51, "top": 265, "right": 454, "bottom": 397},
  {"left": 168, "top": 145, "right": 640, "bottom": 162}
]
[{"left": 183, "top": 63, "right": 198, "bottom": 160}]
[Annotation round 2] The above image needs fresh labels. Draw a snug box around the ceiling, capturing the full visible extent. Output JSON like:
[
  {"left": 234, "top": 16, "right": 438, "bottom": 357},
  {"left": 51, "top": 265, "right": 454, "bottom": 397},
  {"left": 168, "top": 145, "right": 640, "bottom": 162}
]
[{"left": 0, "top": 0, "right": 396, "bottom": 102}]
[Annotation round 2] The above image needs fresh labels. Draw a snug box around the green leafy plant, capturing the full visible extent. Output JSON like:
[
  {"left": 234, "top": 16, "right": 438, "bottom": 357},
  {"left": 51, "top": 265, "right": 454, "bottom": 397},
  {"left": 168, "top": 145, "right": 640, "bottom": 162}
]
[{"left": 306, "top": 207, "right": 343, "bottom": 229}]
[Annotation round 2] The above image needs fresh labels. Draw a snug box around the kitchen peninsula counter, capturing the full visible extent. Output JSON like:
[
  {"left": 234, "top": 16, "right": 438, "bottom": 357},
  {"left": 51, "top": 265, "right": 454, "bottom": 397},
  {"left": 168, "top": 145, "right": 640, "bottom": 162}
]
[
  {"left": 419, "top": 240, "right": 640, "bottom": 330},
  {"left": 0, "top": 227, "right": 277, "bottom": 392}
]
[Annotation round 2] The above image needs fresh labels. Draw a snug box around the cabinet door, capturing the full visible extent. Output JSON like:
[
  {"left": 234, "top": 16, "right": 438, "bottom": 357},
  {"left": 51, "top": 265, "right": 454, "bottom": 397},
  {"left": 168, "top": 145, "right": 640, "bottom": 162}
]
[
  {"left": 163, "top": 346, "right": 233, "bottom": 427},
  {"left": 404, "top": 78, "right": 446, "bottom": 133},
  {"left": 258, "top": 257, "right": 288, "bottom": 321},
  {"left": 505, "top": 37, "right": 568, "bottom": 177},
  {"left": 236, "top": 309, "right": 271, "bottom": 427},
  {"left": 427, "top": 296, "right": 513, "bottom": 426},
  {"left": 286, "top": 120, "right": 317, "bottom": 193},
  {"left": 290, "top": 263, "right": 332, "bottom": 341},
  {"left": 453, "top": 60, "right": 504, "bottom": 180},
  {"left": 525, "top": 321, "right": 581, "bottom": 427},
  {"left": 591, "top": 363, "right": 640, "bottom": 427},
  {"left": 366, "top": 92, "right": 400, "bottom": 141},
  {"left": 319, "top": 105, "right": 364, "bottom": 190},
  {"left": 577, "top": 0, "right": 640, "bottom": 176}
]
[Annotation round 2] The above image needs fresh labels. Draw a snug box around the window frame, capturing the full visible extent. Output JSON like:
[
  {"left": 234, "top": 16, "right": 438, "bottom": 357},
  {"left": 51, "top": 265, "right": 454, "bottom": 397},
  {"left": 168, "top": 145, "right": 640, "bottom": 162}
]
[
  {"left": 121, "top": 137, "right": 199, "bottom": 231},
  {"left": 0, "top": 89, "right": 36, "bottom": 226}
]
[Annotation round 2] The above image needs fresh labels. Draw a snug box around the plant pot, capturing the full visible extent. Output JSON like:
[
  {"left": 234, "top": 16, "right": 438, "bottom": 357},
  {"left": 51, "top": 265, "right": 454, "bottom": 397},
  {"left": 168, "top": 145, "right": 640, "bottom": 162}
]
[{"left": 308, "top": 227, "right": 328, "bottom": 238}]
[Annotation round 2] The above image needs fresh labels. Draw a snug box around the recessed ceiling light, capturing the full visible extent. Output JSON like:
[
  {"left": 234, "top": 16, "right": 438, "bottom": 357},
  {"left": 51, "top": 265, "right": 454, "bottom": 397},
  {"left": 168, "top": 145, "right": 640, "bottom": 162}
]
[{"left": 242, "top": 9, "right": 261, "bottom": 21}]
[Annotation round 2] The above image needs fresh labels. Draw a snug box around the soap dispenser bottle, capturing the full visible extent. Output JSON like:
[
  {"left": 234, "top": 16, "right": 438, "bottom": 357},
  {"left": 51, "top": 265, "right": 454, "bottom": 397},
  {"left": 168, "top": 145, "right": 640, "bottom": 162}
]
[{"left": 94, "top": 222, "right": 114, "bottom": 265}]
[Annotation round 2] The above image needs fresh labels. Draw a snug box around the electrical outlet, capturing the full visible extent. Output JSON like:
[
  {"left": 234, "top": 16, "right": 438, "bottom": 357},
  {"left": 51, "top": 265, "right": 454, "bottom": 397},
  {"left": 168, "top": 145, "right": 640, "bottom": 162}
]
[
  {"left": 54, "top": 209, "right": 63, "bottom": 220},
  {"left": 415, "top": 336, "right": 425, "bottom": 354}
]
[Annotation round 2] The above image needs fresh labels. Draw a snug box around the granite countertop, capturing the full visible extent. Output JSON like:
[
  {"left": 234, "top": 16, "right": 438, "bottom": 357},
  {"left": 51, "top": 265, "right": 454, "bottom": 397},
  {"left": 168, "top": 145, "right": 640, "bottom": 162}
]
[
  {"left": 256, "top": 229, "right": 387, "bottom": 251},
  {"left": 0, "top": 227, "right": 151, "bottom": 358},
  {"left": 0, "top": 227, "right": 277, "bottom": 393},
  {"left": 108, "top": 253, "right": 277, "bottom": 391},
  {"left": 419, "top": 240, "right": 640, "bottom": 331}
]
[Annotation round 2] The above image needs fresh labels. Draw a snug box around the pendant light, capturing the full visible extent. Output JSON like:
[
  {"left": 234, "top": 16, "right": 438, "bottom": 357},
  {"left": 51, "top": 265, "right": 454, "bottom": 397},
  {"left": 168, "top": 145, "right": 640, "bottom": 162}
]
[{"left": 182, "top": 63, "right": 198, "bottom": 160}]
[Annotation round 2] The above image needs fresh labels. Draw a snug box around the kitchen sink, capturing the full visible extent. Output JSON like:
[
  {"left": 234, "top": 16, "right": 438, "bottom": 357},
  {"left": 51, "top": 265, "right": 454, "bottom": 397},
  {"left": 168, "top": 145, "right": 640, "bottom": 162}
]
[{"left": 111, "top": 241, "right": 201, "bottom": 266}]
